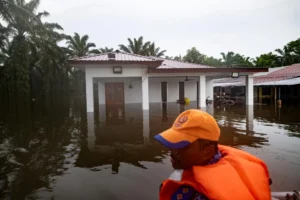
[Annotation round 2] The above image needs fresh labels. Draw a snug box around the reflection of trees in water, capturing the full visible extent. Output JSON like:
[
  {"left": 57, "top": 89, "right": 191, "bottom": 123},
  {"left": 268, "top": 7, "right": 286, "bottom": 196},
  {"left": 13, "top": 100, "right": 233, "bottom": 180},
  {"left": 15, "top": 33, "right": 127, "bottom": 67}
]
[
  {"left": 75, "top": 138, "right": 168, "bottom": 172},
  {"left": 0, "top": 94, "right": 84, "bottom": 199}
]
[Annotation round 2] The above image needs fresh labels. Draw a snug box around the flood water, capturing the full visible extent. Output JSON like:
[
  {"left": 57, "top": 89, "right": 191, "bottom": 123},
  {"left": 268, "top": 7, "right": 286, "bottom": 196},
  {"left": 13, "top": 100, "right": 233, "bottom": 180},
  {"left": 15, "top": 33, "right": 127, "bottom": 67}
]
[{"left": 0, "top": 96, "right": 300, "bottom": 200}]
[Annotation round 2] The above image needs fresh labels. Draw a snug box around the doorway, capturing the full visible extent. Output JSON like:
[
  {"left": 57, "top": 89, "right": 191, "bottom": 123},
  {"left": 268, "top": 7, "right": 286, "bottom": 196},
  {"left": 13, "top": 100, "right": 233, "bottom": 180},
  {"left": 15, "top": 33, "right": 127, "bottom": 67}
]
[
  {"left": 105, "top": 82, "right": 125, "bottom": 125},
  {"left": 161, "top": 82, "right": 167, "bottom": 102},
  {"left": 179, "top": 82, "right": 185, "bottom": 104}
]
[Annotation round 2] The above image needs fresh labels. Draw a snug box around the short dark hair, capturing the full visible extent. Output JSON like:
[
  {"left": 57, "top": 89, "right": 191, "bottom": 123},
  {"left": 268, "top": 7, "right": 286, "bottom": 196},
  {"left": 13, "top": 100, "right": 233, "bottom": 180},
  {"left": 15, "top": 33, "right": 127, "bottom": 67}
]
[{"left": 197, "top": 139, "right": 218, "bottom": 153}]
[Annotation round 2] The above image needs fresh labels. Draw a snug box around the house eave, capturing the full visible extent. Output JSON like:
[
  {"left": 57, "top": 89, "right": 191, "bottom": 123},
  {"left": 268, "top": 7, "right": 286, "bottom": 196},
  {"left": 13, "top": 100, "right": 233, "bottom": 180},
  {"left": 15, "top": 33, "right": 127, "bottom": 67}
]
[{"left": 148, "top": 68, "right": 269, "bottom": 73}]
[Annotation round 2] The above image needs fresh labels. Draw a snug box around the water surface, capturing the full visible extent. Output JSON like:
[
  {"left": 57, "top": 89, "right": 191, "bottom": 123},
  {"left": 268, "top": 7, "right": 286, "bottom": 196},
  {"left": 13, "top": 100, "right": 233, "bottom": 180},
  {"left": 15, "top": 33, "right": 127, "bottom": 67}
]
[{"left": 0, "top": 98, "right": 300, "bottom": 199}]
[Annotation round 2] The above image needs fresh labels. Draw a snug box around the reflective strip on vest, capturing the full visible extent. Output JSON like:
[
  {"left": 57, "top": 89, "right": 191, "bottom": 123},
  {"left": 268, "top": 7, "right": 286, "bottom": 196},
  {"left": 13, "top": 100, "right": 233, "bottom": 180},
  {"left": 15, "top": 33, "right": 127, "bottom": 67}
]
[{"left": 169, "top": 169, "right": 184, "bottom": 181}]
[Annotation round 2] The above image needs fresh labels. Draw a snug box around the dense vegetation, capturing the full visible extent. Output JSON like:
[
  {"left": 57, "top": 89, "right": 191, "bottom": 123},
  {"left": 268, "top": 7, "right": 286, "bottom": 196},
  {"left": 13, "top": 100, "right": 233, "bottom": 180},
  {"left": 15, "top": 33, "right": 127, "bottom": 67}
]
[
  {"left": 0, "top": 0, "right": 299, "bottom": 102},
  {"left": 167, "top": 40, "right": 300, "bottom": 68}
]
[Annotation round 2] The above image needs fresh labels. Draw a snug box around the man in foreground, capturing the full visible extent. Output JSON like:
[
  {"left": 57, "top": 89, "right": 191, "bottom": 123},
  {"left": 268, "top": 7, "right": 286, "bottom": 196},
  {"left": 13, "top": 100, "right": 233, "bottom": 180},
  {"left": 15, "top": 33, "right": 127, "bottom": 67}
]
[{"left": 154, "top": 109, "right": 272, "bottom": 200}]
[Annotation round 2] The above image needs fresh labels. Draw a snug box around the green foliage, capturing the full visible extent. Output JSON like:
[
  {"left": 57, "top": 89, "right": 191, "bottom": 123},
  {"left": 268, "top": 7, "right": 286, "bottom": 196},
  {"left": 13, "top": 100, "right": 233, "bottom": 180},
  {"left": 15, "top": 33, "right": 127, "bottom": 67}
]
[
  {"left": 118, "top": 36, "right": 166, "bottom": 57},
  {"left": 220, "top": 52, "right": 253, "bottom": 67},
  {"left": 183, "top": 47, "right": 206, "bottom": 64},
  {"left": 0, "top": 0, "right": 71, "bottom": 99},
  {"left": 148, "top": 42, "right": 166, "bottom": 57},
  {"left": 253, "top": 53, "right": 279, "bottom": 68},
  {"left": 166, "top": 38, "right": 300, "bottom": 68},
  {"left": 99, "top": 47, "right": 114, "bottom": 53},
  {"left": 66, "top": 33, "right": 99, "bottom": 57}
]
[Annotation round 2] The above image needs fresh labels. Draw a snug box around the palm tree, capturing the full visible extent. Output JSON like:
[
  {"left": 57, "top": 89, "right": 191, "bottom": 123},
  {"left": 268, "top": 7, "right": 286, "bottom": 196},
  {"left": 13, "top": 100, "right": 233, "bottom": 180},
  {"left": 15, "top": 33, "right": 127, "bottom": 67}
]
[
  {"left": 66, "top": 33, "right": 100, "bottom": 57},
  {"left": 287, "top": 39, "right": 300, "bottom": 63},
  {"left": 220, "top": 52, "right": 237, "bottom": 66},
  {"left": 253, "top": 53, "right": 279, "bottom": 68},
  {"left": 275, "top": 46, "right": 293, "bottom": 66},
  {"left": 0, "top": 0, "right": 69, "bottom": 98},
  {"left": 147, "top": 42, "right": 166, "bottom": 57},
  {"left": 99, "top": 47, "right": 114, "bottom": 53},
  {"left": 118, "top": 36, "right": 150, "bottom": 55}
]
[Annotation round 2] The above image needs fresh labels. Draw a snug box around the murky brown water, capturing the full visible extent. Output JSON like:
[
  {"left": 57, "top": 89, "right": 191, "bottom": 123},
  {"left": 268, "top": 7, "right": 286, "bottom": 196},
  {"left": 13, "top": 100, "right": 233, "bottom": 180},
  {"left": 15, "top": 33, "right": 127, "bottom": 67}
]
[{"left": 0, "top": 96, "right": 300, "bottom": 200}]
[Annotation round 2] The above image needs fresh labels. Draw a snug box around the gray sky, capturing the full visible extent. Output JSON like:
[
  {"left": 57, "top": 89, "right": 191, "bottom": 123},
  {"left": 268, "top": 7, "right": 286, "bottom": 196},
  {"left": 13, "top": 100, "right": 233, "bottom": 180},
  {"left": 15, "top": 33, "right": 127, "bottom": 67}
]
[{"left": 40, "top": 0, "right": 300, "bottom": 59}]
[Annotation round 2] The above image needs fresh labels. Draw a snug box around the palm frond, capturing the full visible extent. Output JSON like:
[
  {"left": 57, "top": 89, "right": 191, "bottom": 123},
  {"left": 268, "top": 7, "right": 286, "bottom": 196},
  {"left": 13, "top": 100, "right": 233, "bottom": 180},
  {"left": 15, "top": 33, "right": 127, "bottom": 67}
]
[{"left": 119, "top": 44, "right": 131, "bottom": 53}]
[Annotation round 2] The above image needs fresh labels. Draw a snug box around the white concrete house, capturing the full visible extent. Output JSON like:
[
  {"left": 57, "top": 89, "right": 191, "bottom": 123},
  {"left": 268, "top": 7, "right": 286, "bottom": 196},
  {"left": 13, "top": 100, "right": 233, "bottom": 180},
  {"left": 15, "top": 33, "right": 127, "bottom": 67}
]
[{"left": 68, "top": 52, "right": 267, "bottom": 113}]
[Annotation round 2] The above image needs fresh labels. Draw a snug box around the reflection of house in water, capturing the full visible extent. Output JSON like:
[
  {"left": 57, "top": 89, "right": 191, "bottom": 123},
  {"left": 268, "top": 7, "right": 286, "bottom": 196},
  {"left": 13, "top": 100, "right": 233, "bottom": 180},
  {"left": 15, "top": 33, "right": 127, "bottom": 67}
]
[
  {"left": 213, "top": 106, "right": 268, "bottom": 148},
  {"left": 76, "top": 102, "right": 269, "bottom": 172},
  {"left": 75, "top": 104, "right": 169, "bottom": 173}
]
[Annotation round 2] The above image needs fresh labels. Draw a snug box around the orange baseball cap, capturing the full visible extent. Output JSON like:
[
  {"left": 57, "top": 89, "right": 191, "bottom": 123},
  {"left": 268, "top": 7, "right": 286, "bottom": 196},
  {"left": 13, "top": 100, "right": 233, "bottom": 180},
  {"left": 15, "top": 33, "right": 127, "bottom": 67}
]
[{"left": 154, "top": 109, "right": 220, "bottom": 149}]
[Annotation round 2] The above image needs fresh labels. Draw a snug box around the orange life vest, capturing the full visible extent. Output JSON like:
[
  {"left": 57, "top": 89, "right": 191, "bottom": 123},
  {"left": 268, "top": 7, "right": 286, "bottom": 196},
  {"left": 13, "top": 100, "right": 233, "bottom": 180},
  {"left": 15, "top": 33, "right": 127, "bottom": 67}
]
[{"left": 159, "top": 145, "right": 271, "bottom": 200}]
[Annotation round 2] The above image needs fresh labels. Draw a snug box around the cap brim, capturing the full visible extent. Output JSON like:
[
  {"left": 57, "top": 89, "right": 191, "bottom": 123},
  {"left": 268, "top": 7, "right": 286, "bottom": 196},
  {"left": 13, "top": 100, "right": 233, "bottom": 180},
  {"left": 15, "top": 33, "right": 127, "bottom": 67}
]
[{"left": 154, "top": 128, "right": 198, "bottom": 149}]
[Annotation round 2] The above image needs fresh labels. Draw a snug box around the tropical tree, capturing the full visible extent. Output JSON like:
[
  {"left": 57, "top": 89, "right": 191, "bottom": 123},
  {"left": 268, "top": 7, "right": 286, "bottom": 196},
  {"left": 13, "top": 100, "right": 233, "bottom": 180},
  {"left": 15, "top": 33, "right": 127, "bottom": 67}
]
[
  {"left": 287, "top": 39, "right": 300, "bottom": 63},
  {"left": 165, "top": 55, "right": 182, "bottom": 61},
  {"left": 99, "top": 47, "right": 114, "bottom": 53},
  {"left": 118, "top": 36, "right": 150, "bottom": 55},
  {"left": 173, "top": 55, "right": 183, "bottom": 61},
  {"left": 66, "top": 33, "right": 100, "bottom": 57},
  {"left": 0, "top": 0, "right": 71, "bottom": 101},
  {"left": 183, "top": 47, "right": 206, "bottom": 64},
  {"left": 275, "top": 46, "right": 294, "bottom": 66},
  {"left": 0, "top": 0, "right": 61, "bottom": 95},
  {"left": 253, "top": 53, "right": 279, "bottom": 68},
  {"left": 203, "top": 56, "right": 222, "bottom": 67},
  {"left": 220, "top": 52, "right": 253, "bottom": 67},
  {"left": 147, "top": 42, "right": 166, "bottom": 57}
]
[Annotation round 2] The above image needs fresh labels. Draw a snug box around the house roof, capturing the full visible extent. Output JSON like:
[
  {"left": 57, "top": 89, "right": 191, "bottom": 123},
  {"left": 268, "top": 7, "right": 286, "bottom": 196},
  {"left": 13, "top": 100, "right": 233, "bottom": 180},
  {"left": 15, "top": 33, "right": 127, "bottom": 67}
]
[
  {"left": 154, "top": 57, "right": 214, "bottom": 69},
  {"left": 256, "top": 77, "right": 300, "bottom": 86},
  {"left": 67, "top": 52, "right": 164, "bottom": 67},
  {"left": 69, "top": 52, "right": 162, "bottom": 62},
  {"left": 213, "top": 63, "right": 300, "bottom": 87},
  {"left": 68, "top": 52, "right": 268, "bottom": 73},
  {"left": 255, "top": 63, "right": 300, "bottom": 83}
]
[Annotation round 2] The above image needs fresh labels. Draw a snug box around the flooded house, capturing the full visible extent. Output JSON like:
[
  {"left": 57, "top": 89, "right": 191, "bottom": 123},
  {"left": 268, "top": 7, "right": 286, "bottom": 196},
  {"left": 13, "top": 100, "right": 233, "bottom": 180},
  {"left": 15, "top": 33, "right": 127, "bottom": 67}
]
[
  {"left": 68, "top": 51, "right": 267, "bottom": 154},
  {"left": 213, "top": 63, "right": 300, "bottom": 105}
]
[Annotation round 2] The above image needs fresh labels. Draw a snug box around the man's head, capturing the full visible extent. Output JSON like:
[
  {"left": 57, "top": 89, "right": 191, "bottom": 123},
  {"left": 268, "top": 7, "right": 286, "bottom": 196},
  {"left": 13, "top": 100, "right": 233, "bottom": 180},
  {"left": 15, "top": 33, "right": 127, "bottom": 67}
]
[{"left": 154, "top": 109, "right": 220, "bottom": 169}]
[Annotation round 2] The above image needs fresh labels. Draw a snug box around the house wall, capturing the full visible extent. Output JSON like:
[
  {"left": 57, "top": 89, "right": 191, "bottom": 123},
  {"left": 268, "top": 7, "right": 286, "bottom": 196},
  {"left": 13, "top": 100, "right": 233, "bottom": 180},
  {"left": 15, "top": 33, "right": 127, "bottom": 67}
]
[{"left": 97, "top": 76, "right": 205, "bottom": 104}]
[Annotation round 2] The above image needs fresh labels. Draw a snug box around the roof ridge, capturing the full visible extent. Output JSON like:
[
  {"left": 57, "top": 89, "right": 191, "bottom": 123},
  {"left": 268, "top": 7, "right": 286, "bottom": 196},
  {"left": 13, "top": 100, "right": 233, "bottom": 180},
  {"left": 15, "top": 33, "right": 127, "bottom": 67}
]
[
  {"left": 151, "top": 56, "right": 216, "bottom": 68},
  {"left": 163, "top": 58, "right": 215, "bottom": 67},
  {"left": 119, "top": 52, "right": 164, "bottom": 61}
]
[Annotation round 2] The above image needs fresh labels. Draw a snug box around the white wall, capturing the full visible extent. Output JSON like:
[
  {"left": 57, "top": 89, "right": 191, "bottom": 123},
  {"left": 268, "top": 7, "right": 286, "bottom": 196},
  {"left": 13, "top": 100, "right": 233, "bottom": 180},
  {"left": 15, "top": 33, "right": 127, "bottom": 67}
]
[
  {"left": 97, "top": 77, "right": 201, "bottom": 105},
  {"left": 86, "top": 64, "right": 147, "bottom": 78},
  {"left": 85, "top": 64, "right": 147, "bottom": 112},
  {"left": 98, "top": 77, "right": 142, "bottom": 104},
  {"left": 185, "top": 81, "right": 197, "bottom": 101}
]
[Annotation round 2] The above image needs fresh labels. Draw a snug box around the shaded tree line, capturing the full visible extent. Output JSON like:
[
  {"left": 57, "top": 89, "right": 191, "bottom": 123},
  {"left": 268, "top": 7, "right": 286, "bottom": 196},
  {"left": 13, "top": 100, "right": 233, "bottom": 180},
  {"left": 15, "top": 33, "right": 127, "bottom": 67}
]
[{"left": 165, "top": 39, "right": 300, "bottom": 68}]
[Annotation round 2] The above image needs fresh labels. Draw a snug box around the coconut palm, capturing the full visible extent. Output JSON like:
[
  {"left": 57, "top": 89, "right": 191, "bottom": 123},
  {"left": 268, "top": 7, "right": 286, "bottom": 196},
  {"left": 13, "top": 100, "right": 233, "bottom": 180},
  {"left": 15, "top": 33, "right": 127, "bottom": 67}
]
[
  {"left": 66, "top": 33, "right": 100, "bottom": 57},
  {"left": 147, "top": 42, "right": 166, "bottom": 57},
  {"left": 118, "top": 36, "right": 150, "bottom": 55},
  {"left": 99, "top": 47, "right": 114, "bottom": 53}
]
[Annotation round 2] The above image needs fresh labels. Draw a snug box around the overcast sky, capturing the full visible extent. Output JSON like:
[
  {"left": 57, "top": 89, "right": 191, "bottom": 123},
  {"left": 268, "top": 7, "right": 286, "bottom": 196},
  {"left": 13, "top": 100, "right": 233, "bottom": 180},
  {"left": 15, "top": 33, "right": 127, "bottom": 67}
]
[{"left": 40, "top": 0, "right": 300, "bottom": 59}]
